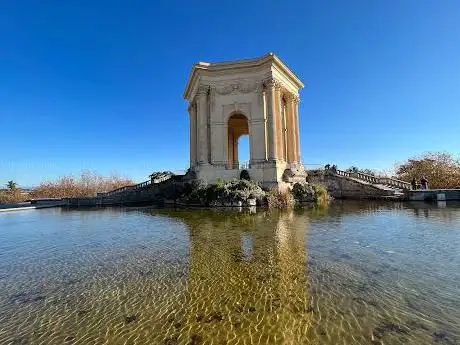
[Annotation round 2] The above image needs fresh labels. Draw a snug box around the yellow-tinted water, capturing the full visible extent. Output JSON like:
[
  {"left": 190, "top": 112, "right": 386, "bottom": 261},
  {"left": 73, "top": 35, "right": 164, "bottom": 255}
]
[{"left": 0, "top": 201, "right": 459, "bottom": 344}]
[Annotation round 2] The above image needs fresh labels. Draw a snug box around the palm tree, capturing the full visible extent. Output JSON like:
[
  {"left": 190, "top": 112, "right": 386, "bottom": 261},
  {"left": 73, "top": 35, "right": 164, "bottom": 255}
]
[{"left": 7, "top": 180, "right": 17, "bottom": 191}]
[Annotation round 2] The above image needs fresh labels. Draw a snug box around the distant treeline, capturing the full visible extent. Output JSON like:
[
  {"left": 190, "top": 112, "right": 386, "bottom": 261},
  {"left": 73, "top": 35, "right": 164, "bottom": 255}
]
[
  {"left": 0, "top": 171, "right": 134, "bottom": 203},
  {"left": 345, "top": 151, "right": 460, "bottom": 189},
  {"left": 395, "top": 152, "right": 460, "bottom": 189},
  {"left": 2, "top": 151, "right": 459, "bottom": 204}
]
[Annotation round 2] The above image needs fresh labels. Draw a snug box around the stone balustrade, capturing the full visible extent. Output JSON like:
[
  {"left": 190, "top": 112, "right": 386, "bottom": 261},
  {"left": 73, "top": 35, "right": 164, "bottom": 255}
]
[
  {"left": 336, "top": 169, "right": 350, "bottom": 177},
  {"left": 333, "top": 169, "right": 411, "bottom": 190},
  {"left": 354, "top": 172, "right": 379, "bottom": 184},
  {"left": 378, "top": 177, "right": 412, "bottom": 190},
  {"left": 105, "top": 179, "right": 152, "bottom": 197},
  {"left": 152, "top": 175, "right": 171, "bottom": 184}
]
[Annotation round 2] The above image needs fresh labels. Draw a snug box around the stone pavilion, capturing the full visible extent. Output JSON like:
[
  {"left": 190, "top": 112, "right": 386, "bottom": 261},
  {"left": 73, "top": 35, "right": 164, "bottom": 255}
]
[{"left": 184, "top": 53, "right": 306, "bottom": 190}]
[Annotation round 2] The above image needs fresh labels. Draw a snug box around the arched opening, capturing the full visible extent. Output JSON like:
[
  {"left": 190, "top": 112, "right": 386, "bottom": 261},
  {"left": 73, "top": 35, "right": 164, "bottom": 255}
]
[
  {"left": 227, "top": 114, "right": 249, "bottom": 169},
  {"left": 238, "top": 135, "right": 250, "bottom": 169}
]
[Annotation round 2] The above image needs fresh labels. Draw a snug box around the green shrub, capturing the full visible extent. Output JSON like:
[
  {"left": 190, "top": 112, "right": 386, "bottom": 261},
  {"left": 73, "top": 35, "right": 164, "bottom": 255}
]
[
  {"left": 184, "top": 180, "right": 208, "bottom": 204},
  {"left": 225, "top": 179, "right": 264, "bottom": 202},
  {"left": 292, "top": 183, "right": 315, "bottom": 203},
  {"left": 291, "top": 182, "right": 330, "bottom": 206},
  {"left": 181, "top": 179, "right": 264, "bottom": 205},
  {"left": 313, "top": 184, "right": 330, "bottom": 206},
  {"left": 180, "top": 179, "right": 329, "bottom": 208},
  {"left": 240, "top": 170, "right": 251, "bottom": 180},
  {"left": 266, "top": 189, "right": 295, "bottom": 209}
]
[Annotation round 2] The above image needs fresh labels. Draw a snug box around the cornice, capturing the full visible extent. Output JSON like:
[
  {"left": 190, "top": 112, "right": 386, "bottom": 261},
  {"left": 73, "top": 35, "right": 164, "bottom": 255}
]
[{"left": 184, "top": 53, "right": 304, "bottom": 100}]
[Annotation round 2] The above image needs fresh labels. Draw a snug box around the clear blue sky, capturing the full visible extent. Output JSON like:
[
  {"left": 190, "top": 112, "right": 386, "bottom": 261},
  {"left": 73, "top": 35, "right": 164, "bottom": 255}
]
[{"left": 1, "top": 0, "right": 459, "bottom": 186}]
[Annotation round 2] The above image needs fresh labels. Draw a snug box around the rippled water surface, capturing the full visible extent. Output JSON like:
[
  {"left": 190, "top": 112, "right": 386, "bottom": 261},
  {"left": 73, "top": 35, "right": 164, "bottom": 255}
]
[{"left": 1, "top": 202, "right": 459, "bottom": 345}]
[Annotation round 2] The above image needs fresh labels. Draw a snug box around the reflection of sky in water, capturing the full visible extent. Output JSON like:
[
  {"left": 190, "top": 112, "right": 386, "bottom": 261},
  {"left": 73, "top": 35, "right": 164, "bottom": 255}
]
[
  {"left": 0, "top": 202, "right": 459, "bottom": 344},
  {"left": 240, "top": 233, "right": 253, "bottom": 260}
]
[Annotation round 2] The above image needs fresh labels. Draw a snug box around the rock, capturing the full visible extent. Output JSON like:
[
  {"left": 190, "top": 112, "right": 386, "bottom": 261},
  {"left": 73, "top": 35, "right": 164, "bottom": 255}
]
[
  {"left": 432, "top": 331, "right": 457, "bottom": 344},
  {"left": 188, "top": 333, "right": 203, "bottom": 345},
  {"left": 205, "top": 311, "right": 224, "bottom": 322},
  {"left": 433, "top": 332, "right": 448, "bottom": 342},
  {"left": 164, "top": 336, "right": 178, "bottom": 345},
  {"left": 407, "top": 319, "right": 430, "bottom": 331},
  {"left": 32, "top": 295, "right": 45, "bottom": 302},
  {"left": 124, "top": 315, "right": 138, "bottom": 324},
  {"left": 246, "top": 198, "right": 256, "bottom": 206},
  {"left": 306, "top": 300, "right": 315, "bottom": 313},
  {"left": 77, "top": 309, "right": 90, "bottom": 316},
  {"left": 235, "top": 302, "right": 244, "bottom": 313},
  {"left": 10, "top": 291, "right": 46, "bottom": 304},
  {"left": 373, "top": 323, "right": 408, "bottom": 339},
  {"left": 232, "top": 318, "right": 242, "bottom": 328}
]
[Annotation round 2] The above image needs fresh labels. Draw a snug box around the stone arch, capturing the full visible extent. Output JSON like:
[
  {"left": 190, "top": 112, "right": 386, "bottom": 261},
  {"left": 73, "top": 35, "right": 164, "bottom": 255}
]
[
  {"left": 227, "top": 113, "right": 250, "bottom": 169},
  {"left": 223, "top": 107, "right": 251, "bottom": 125}
]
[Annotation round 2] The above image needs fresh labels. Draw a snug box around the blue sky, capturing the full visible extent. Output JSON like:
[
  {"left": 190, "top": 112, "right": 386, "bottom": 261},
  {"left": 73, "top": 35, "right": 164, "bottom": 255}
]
[{"left": 1, "top": 0, "right": 459, "bottom": 186}]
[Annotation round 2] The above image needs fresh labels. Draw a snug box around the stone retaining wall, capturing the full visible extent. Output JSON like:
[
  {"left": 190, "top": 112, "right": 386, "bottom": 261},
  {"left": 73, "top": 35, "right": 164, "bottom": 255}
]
[
  {"left": 308, "top": 173, "right": 397, "bottom": 199},
  {"left": 408, "top": 189, "right": 460, "bottom": 201}
]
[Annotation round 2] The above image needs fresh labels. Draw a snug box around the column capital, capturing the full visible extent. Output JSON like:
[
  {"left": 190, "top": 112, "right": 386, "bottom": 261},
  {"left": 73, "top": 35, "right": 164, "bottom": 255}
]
[
  {"left": 197, "top": 84, "right": 210, "bottom": 96},
  {"left": 262, "top": 77, "right": 282, "bottom": 89},
  {"left": 284, "top": 92, "right": 299, "bottom": 103}
]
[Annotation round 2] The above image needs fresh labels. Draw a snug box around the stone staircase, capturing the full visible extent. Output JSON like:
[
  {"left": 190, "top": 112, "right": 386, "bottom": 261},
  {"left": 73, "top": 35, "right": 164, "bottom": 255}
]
[
  {"left": 307, "top": 168, "right": 411, "bottom": 199},
  {"left": 65, "top": 172, "right": 178, "bottom": 207},
  {"left": 334, "top": 169, "right": 410, "bottom": 198}
]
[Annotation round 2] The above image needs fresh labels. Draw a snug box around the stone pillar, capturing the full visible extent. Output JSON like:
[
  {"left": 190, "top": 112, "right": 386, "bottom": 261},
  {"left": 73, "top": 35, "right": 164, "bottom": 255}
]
[
  {"left": 210, "top": 122, "right": 225, "bottom": 167},
  {"left": 286, "top": 95, "right": 296, "bottom": 163},
  {"left": 249, "top": 119, "right": 266, "bottom": 165},
  {"left": 249, "top": 84, "right": 266, "bottom": 165},
  {"left": 264, "top": 78, "right": 278, "bottom": 162},
  {"left": 282, "top": 97, "right": 288, "bottom": 163},
  {"left": 227, "top": 129, "right": 234, "bottom": 169},
  {"left": 293, "top": 97, "right": 300, "bottom": 163},
  {"left": 188, "top": 103, "right": 197, "bottom": 167},
  {"left": 196, "top": 85, "right": 209, "bottom": 165},
  {"left": 222, "top": 122, "right": 228, "bottom": 168},
  {"left": 275, "top": 86, "right": 285, "bottom": 162}
]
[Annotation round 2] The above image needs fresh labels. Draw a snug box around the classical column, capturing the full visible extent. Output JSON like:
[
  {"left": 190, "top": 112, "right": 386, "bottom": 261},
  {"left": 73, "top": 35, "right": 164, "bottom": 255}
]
[
  {"left": 282, "top": 96, "right": 288, "bottom": 163},
  {"left": 251, "top": 83, "right": 265, "bottom": 165},
  {"left": 275, "top": 86, "right": 285, "bottom": 162},
  {"left": 196, "top": 85, "right": 209, "bottom": 165},
  {"left": 286, "top": 94, "right": 296, "bottom": 164},
  {"left": 293, "top": 96, "right": 300, "bottom": 163},
  {"left": 188, "top": 103, "right": 197, "bottom": 167},
  {"left": 264, "top": 78, "right": 278, "bottom": 162}
]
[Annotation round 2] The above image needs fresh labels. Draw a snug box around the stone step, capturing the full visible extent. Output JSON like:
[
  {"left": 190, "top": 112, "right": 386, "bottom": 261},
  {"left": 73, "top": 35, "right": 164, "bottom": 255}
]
[{"left": 354, "top": 181, "right": 404, "bottom": 197}]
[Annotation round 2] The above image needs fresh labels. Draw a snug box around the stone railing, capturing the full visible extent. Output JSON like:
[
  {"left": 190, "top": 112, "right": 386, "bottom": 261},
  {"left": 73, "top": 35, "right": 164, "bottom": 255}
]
[
  {"left": 231, "top": 161, "right": 250, "bottom": 170},
  {"left": 240, "top": 161, "right": 250, "bottom": 170},
  {"left": 104, "top": 180, "right": 151, "bottom": 197},
  {"left": 152, "top": 175, "right": 171, "bottom": 184},
  {"left": 333, "top": 169, "right": 411, "bottom": 190},
  {"left": 102, "top": 173, "right": 175, "bottom": 198},
  {"left": 353, "top": 172, "right": 380, "bottom": 184},
  {"left": 335, "top": 169, "right": 351, "bottom": 177},
  {"left": 378, "top": 177, "right": 412, "bottom": 190}
]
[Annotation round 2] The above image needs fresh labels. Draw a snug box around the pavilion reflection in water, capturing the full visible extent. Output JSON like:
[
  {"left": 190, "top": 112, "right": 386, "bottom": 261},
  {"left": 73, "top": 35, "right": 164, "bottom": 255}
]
[{"left": 156, "top": 209, "right": 313, "bottom": 344}]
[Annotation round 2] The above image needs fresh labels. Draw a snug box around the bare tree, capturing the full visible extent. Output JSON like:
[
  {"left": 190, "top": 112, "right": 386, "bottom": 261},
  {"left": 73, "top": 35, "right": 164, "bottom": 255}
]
[
  {"left": 32, "top": 171, "right": 134, "bottom": 198},
  {"left": 395, "top": 152, "right": 460, "bottom": 189}
]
